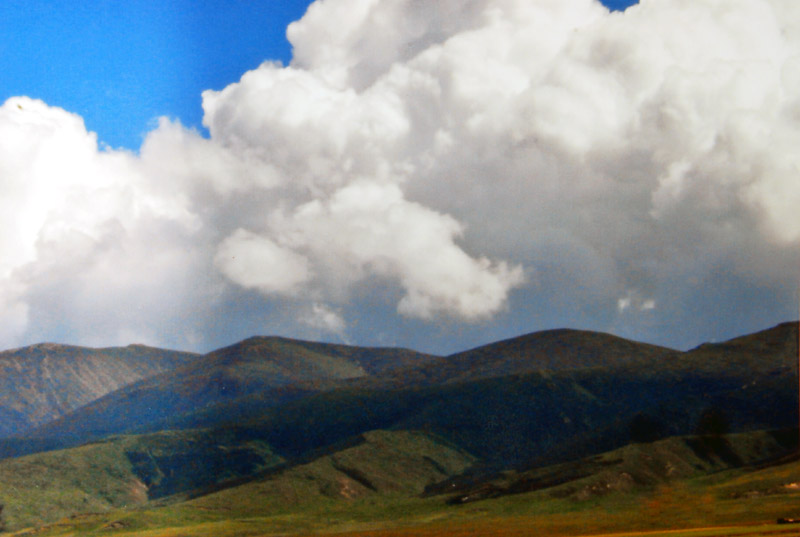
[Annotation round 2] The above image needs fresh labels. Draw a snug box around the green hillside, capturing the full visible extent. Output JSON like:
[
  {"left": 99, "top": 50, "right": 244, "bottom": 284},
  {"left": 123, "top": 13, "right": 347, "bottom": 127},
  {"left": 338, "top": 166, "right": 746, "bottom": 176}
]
[
  {"left": 0, "top": 429, "right": 475, "bottom": 536},
  {"left": 189, "top": 430, "right": 475, "bottom": 511},
  {"left": 6, "top": 428, "right": 800, "bottom": 537},
  {"left": 431, "top": 429, "right": 797, "bottom": 504},
  {"left": 0, "top": 428, "right": 281, "bottom": 531}
]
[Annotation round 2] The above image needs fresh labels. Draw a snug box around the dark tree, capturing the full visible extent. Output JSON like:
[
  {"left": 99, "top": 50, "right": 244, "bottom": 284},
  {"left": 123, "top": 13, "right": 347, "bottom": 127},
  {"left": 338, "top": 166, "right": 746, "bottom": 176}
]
[
  {"left": 629, "top": 413, "right": 667, "bottom": 443},
  {"left": 695, "top": 407, "right": 730, "bottom": 437}
]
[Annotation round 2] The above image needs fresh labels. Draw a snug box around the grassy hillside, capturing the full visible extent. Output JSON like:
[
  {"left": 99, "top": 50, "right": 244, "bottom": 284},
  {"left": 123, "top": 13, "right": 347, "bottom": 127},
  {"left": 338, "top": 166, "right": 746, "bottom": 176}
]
[
  {"left": 189, "top": 430, "right": 475, "bottom": 511},
  {"left": 0, "top": 343, "right": 198, "bottom": 437},
  {"left": 0, "top": 428, "right": 281, "bottom": 531},
  {"left": 6, "top": 429, "right": 800, "bottom": 537},
  {"left": 430, "top": 429, "right": 797, "bottom": 503},
  {"left": 0, "top": 429, "right": 475, "bottom": 536}
]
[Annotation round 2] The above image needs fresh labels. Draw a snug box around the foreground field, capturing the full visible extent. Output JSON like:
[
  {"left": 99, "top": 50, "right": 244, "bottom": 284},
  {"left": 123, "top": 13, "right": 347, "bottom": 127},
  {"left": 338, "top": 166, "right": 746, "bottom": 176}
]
[{"left": 293, "top": 524, "right": 800, "bottom": 537}]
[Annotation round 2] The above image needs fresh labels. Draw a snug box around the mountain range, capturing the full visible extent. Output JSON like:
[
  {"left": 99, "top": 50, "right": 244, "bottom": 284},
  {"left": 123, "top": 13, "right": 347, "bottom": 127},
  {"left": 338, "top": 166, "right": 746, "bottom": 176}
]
[{"left": 0, "top": 321, "right": 796, "bottom": 534}]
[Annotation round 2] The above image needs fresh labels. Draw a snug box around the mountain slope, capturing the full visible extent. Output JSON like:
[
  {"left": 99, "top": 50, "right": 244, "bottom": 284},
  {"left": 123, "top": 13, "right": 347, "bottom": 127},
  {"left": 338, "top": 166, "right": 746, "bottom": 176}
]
[
  {"left": 0, "top": 429, "right": 468, "bottom": 532},
  {"left": 0, "top": 343, "right": 198, "bottom": 437},
  {"left": 0, "top": 428, "right": 281, "bottom": 531},
  {"left": 115, "top": 329, "right": 681, "bottom": 438},
  {"left": 20, "top": 329, "right": 674, "bottom": 448},
  {"left": 367, "top": 328, "right": 679, "bottom": 389},
  {"left": 184, "top": 429, "right": 475, "bottom": 513},
  {"left": 683, "top": 320, "right": 798, "bottom": 376},
  {"left": 9, "top": 428, "right": 800, "bottom": 537},
  {"left": 198, "top": 322, "right": 799, "bottom": 467},
  {"left": 26, "top": 337, "right": 435, "bottom": 444},
  {"left": 428, "top": 429, "right": 797, "bottom": 504},
  {"left": 16, "top": 322, "right": 799, "bottom": 470}
]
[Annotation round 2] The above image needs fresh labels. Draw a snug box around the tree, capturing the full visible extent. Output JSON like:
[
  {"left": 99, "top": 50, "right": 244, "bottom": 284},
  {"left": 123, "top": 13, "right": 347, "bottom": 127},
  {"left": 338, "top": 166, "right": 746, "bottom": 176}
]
[
  {"left": 629, "top": 413, "right": 667, "bottom": 443},
  {"left": 695, "top": 407, "right": 729, "bottom": 437}
]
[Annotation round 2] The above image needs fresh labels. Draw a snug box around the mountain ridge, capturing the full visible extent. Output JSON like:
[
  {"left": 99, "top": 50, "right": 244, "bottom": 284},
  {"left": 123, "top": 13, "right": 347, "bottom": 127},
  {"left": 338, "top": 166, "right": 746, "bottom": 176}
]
[
  {"left": 7, "top": 321, "right": 798, "bottom": 464},
  {"left": 21, "top": 336, "right": 439, "bottom": 444},
  {"left": 0, "top": 342, "right": 199, "bottom": 437}
]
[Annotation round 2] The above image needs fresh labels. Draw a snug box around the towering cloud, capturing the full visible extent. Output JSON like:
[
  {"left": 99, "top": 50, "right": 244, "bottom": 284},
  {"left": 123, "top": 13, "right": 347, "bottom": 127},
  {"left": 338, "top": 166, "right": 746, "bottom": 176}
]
[{"left": 0, "top": 0, "right": 797, "bottom": 352}]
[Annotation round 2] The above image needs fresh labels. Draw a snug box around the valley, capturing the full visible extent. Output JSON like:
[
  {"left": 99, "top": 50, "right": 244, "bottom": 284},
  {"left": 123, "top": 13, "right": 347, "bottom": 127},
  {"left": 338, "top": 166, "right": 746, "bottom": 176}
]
[{"left": 0, "top": 321, "right": 796, "bottom": 537}]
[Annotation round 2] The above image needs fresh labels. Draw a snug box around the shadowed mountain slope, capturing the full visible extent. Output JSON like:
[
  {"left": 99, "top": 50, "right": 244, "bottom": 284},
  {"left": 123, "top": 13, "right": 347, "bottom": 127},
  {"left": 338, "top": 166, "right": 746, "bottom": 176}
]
[
  {"left": 0, "top": 343, "right": 198, "bottom": 437},
  {"left": 185, "top": 430, "right": 476, "bottom": 513},
  {"left": 14, "top": 322, "right": 799, "bottom": 471},
  {"left": 683, "top": 320, "right": 798, "bottom": 376},
  {"left": 115, "top": 329, "right": 680, "bottom": 437},
  {"left": 198, "top": 322, "right": 799, "bottom": 467},
  {"left": 26, "top": 337, "right": 436, "bottom": 444},
  {"left": 119, "top": 329, "right": 681, "bottom": 436},
  {"left": 427, "top": 429, "right": 797, "bottom": 504}
]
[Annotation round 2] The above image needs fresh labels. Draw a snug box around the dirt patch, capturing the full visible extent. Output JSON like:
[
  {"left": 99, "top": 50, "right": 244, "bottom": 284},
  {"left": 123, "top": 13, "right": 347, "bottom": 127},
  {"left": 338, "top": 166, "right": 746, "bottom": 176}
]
[{"left": 102, "top": 520, "right": 130, "bottom": 531}]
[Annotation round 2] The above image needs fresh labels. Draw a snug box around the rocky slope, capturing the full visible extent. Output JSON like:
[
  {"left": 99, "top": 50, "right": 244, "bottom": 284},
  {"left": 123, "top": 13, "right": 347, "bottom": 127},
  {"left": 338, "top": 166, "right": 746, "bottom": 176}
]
[{"left": 0, "top": 343, "right": 198, "bottom": 436}]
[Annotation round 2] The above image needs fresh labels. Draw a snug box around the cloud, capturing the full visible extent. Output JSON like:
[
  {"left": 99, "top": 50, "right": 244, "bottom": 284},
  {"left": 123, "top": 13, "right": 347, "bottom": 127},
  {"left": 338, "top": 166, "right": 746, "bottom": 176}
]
[
  {"left": 215, "top": 229, "right": 312, "bottom": 295},
  {"left": 302, "top": 303, "right": 348, "bottom": 340},
  {"left": 0, "top": 0, "right": 798, "bottom": 352},
  {"left": 269, "top": 180, "right": 525, "bottom": 319},
  {"left": 0, "top": 97, "right": 209, "bottom": 347}
]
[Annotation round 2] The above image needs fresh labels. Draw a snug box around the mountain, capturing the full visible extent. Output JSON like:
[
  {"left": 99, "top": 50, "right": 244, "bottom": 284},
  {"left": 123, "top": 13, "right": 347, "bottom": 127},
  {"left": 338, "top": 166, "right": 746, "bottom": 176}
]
[
  {"left": 0, "top": 343, "right": 198, "bottom": 437},
  {"left": 159, "top": 322, "right": 798, "bottom": 467},
  {"left": 105, "top": 330, "right": 679, "bottom": 438},
  {"left": 19, "top": 329, "right": 679, "bottom": 449},
  {"left": 683, "top": 320, "right": 798, "bottom": 376},
  {"left": 20, "top": 322, "right": 798, "bottom": 468},
  {"left": 366, "top": 328, "right": 680, "bottom": 389},
  {"left": 142, "top": 328, "right": 683, "bottom": 438},
  {"left": 25, "top": 337, "right": 436, "bottom": 444}
]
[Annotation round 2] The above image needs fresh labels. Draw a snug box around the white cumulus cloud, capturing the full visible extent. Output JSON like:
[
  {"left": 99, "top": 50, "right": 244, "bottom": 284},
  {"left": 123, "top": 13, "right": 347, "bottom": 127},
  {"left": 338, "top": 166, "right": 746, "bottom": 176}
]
[{"left": 215, "top": 229, "right": 312, "bottom": 295}]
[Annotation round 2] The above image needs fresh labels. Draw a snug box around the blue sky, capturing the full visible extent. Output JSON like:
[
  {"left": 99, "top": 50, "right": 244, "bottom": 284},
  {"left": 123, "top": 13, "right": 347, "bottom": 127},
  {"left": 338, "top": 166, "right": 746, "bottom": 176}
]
[
  {"left": 0, "top": 0, "right": 312, "bottom": 149},
  {"left": 1, "top": 0, "right": 638, "bottom": 151}
]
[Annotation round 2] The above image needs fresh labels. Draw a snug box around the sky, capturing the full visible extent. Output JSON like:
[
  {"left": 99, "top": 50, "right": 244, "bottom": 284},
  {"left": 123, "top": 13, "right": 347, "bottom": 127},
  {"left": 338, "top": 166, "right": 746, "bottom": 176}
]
[{"left": 0, "top": 0, "right": 797, "bottom": 355}]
